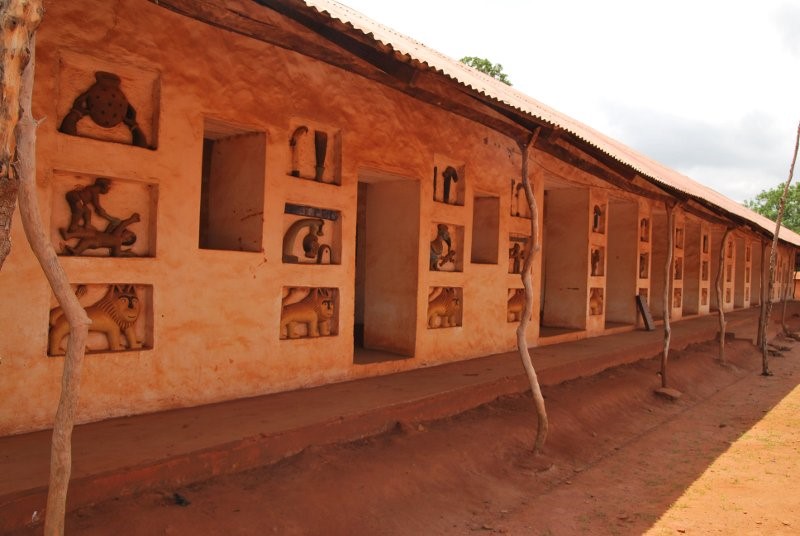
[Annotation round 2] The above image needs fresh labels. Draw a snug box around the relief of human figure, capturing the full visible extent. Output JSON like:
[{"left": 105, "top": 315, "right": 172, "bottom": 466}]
[{"left": 59, "top": 178, "right": 140, "bottom": 257}]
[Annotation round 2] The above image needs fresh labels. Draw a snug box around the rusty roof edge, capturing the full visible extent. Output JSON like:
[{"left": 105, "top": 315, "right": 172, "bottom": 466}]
[{"left": 299, "top": 0, "right": 800, "bottom": 247}]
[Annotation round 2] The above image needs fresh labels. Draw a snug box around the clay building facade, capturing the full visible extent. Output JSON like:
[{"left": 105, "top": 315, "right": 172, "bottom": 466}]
[{"left": 0, "top": 0, "right": 797, "bottom": 436}]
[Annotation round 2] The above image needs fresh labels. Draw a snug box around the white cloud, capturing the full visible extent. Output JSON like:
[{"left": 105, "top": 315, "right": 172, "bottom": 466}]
[{"left": 339, "top": 0, "right": 800, "bottom": 203}]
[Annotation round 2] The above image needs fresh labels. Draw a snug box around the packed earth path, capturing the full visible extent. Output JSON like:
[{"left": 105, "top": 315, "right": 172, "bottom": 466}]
[{"left": 14, "top": 329, "right": 800, "bottom": 535}]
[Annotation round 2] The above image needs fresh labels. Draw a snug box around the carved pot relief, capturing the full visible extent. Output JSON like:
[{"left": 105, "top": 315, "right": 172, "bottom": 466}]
[
  {"left": 589, "top": 288, "right": 604, "bottom": 316},
  {"left": 57, "top": 53, "right": 159, "bottom": 149},
  {"left": 430, "top": 223, "right": 463, "bottom": 272},
  {"left": 51, "top": 172, "right": 156, "bottom": 257},
  {"left": 48, "top": 284, "right": 151, "bottom": 356},
  {"left": 288, "top": 122, "right": 341, "bottom": 184},
  {"left": 282, "top": 204, "right": 340, "bottom": 264},
  {"left": 427, "top": 287, "right": 462, "bottom": 329},
  {"left": 508, "top": 235, "right": 529, "bottom": 274},
  {"left": 507, "top": 288, "right": 526, "bottom": 322},
  {"left": 280, "top": 287, "right": 338, "bottom": 339},
  {"left": 432, "top": 156, "right": 465, "bottom": 206}
]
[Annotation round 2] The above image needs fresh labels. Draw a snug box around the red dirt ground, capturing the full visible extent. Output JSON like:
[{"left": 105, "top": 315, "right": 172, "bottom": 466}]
[{"left": 13, "top": 328, "right": 800, "bottom": 535}]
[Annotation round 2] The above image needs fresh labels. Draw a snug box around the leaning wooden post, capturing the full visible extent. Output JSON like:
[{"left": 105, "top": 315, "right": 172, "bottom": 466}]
[
  {"left": 660, "top": 203, "right": 675, "bottom": 389},
  {"left": 780, "top": 251, "right": 795, "bottom": 334},
  {"left": 715, "top": 227, "right": 732, "bottom": 363},
  {"left": 518, "top": 131, "right": 548, "bottom": 454},
  {"left": 757, "top": 241, "right": 769, "bottom": 348},
  {"left": 15, "top": 36, "right": 91, "bottom": 535},
  {"left": 761, "top": 121, "right": 800, "bottom": 376}
]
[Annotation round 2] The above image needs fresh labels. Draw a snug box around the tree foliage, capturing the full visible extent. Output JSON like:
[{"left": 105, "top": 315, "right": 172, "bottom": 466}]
[
  {"left": 744, "top": 182, "right": 800, "bottom": 233},
  {"left": 459, "top": 56, "right": 512, "bottom": 86}
]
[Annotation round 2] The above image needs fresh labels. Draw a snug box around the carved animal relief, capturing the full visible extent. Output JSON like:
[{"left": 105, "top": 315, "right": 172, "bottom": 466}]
[
  {"left": 589, "top": 288, "right": 604, "bottom": 316},
  {"left": 280, "top": 288, "right": 337, "bottom": 339},
  {"left": 49, "top": 284, "right": 143, "bottom": 356},
  {"left": 427, "top": 287, "right": 461, "bottom": 328},
  {"left": 59, "top": 71, "right": 148, "bottom": 148},
  {"left": 507, "top": 289, "right": 525, "bottom": 322}
]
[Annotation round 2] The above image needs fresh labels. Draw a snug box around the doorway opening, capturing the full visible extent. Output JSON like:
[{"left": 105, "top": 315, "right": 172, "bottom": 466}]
[{"left": 354, "top": 172, "right": 419, "bottom": 364}]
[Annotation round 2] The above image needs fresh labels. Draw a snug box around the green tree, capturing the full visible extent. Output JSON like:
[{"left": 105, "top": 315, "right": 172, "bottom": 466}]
[
  {"left": 459, "top": 56, "right": 512, "bottom": 86},
  {"left": 744, "top": 182, "right": 800, "bottom": 233}
]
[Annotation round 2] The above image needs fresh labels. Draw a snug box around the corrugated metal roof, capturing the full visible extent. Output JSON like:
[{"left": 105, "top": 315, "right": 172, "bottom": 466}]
[{"left": 302, "top": 0, "right": 800, "bottom": 247}]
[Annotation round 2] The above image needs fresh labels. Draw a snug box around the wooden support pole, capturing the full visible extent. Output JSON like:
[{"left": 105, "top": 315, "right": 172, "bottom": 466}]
[
  {"left": 517, "top": 130, "right": 548, "bottom": 454},
  {"left": 715, "top": 227, "right": 732, "bottom": 363},
  {"left": 661, "top": 203, "right": 675, "bottom": 389}
]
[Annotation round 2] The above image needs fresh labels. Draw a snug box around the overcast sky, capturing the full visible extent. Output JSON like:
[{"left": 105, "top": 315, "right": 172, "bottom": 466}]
[{"left": 339, "top": 0, "right": 800, "bottom": 203}]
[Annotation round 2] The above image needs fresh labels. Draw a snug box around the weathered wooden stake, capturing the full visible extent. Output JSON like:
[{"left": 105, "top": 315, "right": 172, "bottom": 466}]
[
  {"left": 660, "top": 203, "right": 675, "bottom": 388},
  {"left": 760, "top": 121, "right": 800, "bottom": 376},
  {"left": 14, "top": 31, "right": 91, "bottom": 536},
  {"left": 715, "top": 227, "right": 732, "bottom": 363},
  {"left": 518, "top": 132, "right": 548, "bottom": 454}
]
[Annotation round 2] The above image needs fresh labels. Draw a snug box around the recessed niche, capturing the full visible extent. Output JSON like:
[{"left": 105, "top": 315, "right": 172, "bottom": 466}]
[
  {"left": 673, "top": 288, "right": 682, "bottom": 308},
  {"left": 674, "top": 227, "right": 684, "bottom": 249},
  {"left": 590, "top": 246, "right": 605, "bottom": 277},
  {"left": 48, "top": 283, "right": 153, "bottom": 356},
  {"left": 56, "top": 52, "right": 159, "bottom": 149},
  {"left": 702, "top": 234, "right": 709, "bottom": 254},
  {"left": 287, "top": 122, "right": 341, "bottom": 185},
  {"left": 50, "top": 171, "right": 157, "bottom": 257},
  {"left": 674, "top": 258, "right": 683, "bottom": 280},
  {"left": 507, "top": 288, "right": 525, "bottom": 322},
  {"left": 745, "top": 288, "right": 750, "bottom": 302},
  {"left": 591, "top": 204, "right": 606, "bottom": 234},
  {"left": 745, "top": 267, "right": 750, "bottom": 283},
  {"left": 746, "top": 246, "right": 751, "bottom": 262},
  {"left": 282, "top": 204, "right": 340, "bottom": 265},
  {"left": 725, "top": 288, "right": 732, "bottom": 303},
  {"left": 726, "top": 265, "right": 732, "bottom": 283},
  {"left": 199, "top": 119, "right": 266, "bottom": 252},
  {"left": 280, "top": 287, "right": 339, "bottom": 339},
  {"left": 727, "top": 241, "right": 733, "bottom": 259},
  {"left": 430, "top": 222, "right": 463, "bottom": 272},
  {"left": 702, "top": 261, "right": 709, "bottom": 281},
  {"left": 471, "top": 195, "right": 500, "bottom": 264},
  {"left": 508, "top": 234, "right": 529, "bottom": 274},
  {"left": 427, "top": 287, "right": 462, "bottom": 328},
  {"left": 701, "top": 288, "right": 708, "bottom": 306},
  {"left": 589, "top": 288, "right": 604, "bottom": 315},
  {"left": 433, "top": 156, "right": 465, "bottom": 206},
  {"left": 509, "top": 177, "right": 531, "bottom": 219},
  {"left": 639, "top": 218, "right": 650, "bottom": 242},
  {"left": 639, "top": 253, "right": 649, "bottom": 279}
]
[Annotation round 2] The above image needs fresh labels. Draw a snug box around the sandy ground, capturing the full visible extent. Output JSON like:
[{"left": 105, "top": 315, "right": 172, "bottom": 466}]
[{"left": 13, "top": 328, "right": 800, "bottom": 535}]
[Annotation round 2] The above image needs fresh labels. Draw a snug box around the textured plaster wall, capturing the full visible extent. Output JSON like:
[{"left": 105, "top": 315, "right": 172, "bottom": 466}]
[
  {"left": 606, "top": 198, "right": 638, "bottom": 324},
  {"left": 0, "top": 0, "right": 545, "bottom": 434},
  {"left": 542, "top": 189, "right": 588, "bottom": 329}
]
